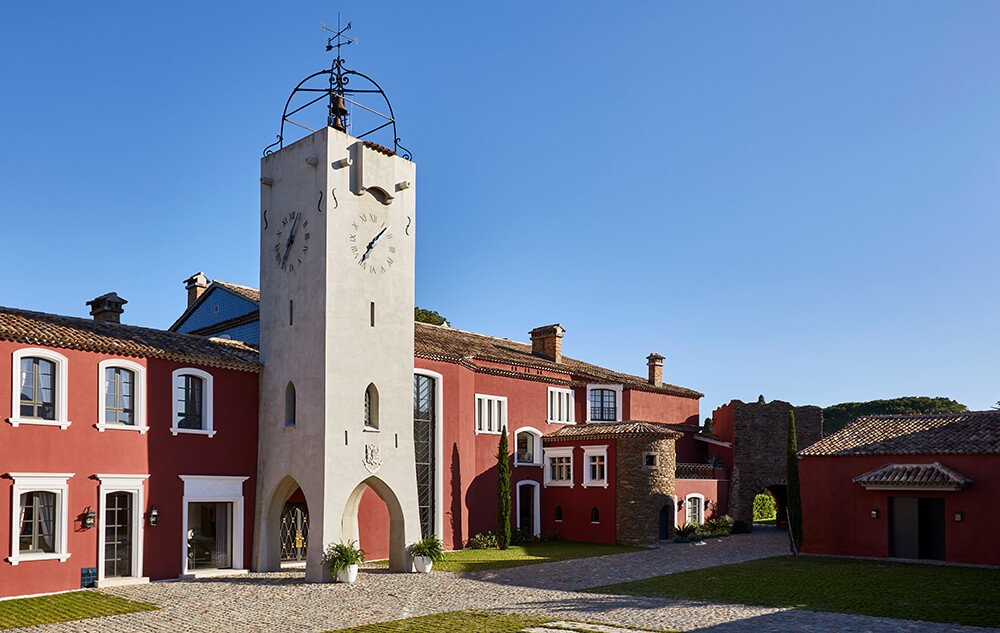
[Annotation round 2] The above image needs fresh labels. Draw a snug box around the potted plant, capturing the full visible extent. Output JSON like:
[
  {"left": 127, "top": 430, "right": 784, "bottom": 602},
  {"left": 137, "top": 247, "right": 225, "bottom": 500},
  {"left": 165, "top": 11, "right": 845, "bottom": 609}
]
[
  {"left": 323, "top": 540, "right": 365, "bottom": 583},
  {"left": 409, "top": 535, "right": 444, "bottom": 573}
]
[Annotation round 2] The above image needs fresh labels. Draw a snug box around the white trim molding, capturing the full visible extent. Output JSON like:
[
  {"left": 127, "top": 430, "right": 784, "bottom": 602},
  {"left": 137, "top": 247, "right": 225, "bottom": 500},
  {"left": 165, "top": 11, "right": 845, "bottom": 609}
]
[
  {"left": 96, "top": 359, "right": 148, "bottom": 434},
  {"left": 6, "top": 472, "right": 73, "bottom": 565},
  {"left": 685, "top": 492, "right": 705, "bottom": 525},
  {"left": 542, "top": 446, "right": 574, "bottom": 488},
  {"left": 474, "top": 393, "right": 507, "bottom": 435},
  {"left": 546, "top": 387, "right": 575, "bottom": 425},
  {"left": 8, "top": 348, "right": 71, "bottom": 429},
  {"left": 171, "top": 368, "right": 216, "bottom": 437},
  {"left": 95, "top": 474, "right": 149, "bottom": 587},
  {"left": 582, "top": 445, "right": 609, "bottom": 488},
  {"left": 585, "top": 383, "right": 623, "bottom": 423},
  {"left": 413, "top": 368, "right": 445, "bottom": 541},
  {"left": 179, "top": 475, "right": 248, "bottom": 578},
  {"left": 515, "top": 480, "right": 541, "bottom": 536},
  {"left": 513, "top": 427, "right": 543, "bottom": 467}
]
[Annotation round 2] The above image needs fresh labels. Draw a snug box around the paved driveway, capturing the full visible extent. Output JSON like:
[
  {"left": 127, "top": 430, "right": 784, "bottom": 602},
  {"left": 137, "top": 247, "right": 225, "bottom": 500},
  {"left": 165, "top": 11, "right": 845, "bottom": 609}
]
[{"left": 13, "top": 530, "right": 996, "bottom": 633}]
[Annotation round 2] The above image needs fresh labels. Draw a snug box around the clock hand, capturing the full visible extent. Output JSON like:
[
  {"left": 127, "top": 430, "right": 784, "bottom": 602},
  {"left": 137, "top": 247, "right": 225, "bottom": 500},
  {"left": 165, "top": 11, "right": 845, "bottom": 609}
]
[
  {"left": 360, "top": 226, "right": 390, "bottom": 264},
  {"left": 282, "top": 213, "right": 301, "bottom": 265}
]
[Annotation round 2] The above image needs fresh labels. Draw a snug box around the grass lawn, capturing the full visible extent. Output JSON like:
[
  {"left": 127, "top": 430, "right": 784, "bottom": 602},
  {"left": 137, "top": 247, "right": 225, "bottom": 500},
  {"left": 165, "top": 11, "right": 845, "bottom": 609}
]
[
  {"left": 372, "top": 541, "right": 647, "bottom": 572},
  {"left": 0, "top": 590, "right": 157, "bottom": 630},
  {"left": 331, "top": 610, "right": 549, "bottom": 632},
  {"left": 590, "top": 555, "right": 1000, "bottom": 628},
  {"left": 331, "top": 610, "right": 675, "bottom": 633}
]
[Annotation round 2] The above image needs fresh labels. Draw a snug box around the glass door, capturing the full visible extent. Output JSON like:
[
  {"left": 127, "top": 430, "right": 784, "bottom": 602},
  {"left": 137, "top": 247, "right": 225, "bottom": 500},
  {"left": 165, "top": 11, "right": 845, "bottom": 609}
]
[
  {"left": 187, "top": 502, "right": 233, "bottom": 570},
  {"left": 104, "top": 492, "right": 132, "bottom": 577}
]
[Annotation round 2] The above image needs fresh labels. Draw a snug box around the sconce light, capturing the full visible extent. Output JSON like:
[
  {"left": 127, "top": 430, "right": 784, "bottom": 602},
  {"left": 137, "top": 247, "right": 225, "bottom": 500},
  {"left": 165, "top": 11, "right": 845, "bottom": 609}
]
[
  {"left": 954, "top": 511, "right": 965, "bottom": 522},
  {"left": 870, "top": 509, "right": 879, "bottom": 519},
  {"left": 82, "top": 507, "right": 96, "bottom": 529},
  {"left": 677, "top": 499, "right": 685, "bottom": 508},
  {"left": 705, "top": 499, "right": 713, "bottom": 508},
  {"left": 147, "top": 506, "right": 160, "bottom": 527}
]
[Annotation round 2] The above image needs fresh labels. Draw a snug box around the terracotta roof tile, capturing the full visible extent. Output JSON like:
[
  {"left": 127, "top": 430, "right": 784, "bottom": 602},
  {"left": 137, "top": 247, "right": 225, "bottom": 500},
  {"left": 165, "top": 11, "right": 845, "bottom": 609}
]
[
  {"left": 362, "top": 141, "right": 396, "bottom": 156},
  {"left": 414, "top": 322, "right": 703, "bottom": 399},
  {"left": 544, "top": 421, "right": 684, "bottom": 442},
  {"left": 0, "top": 306, "right": 260, "bottom": 372},
  {"left": 799, "top": 410, "right": 1000, "bottom": 456},
  {"left": 853, "top": 462, "right": 972, "bottom": 490}
]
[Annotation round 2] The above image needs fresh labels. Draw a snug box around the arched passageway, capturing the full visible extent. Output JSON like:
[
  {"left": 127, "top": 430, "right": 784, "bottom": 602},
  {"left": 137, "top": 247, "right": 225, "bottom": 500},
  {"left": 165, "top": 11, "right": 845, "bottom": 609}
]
[
  {"left": 257, "top": 475, "right": 311, "bottom": 572},
  {"left": 659, "top": 501, "right": 675, "bottom": 540},
  {"left": 342, "top": 476, "right": 410, "bottom": 571}
]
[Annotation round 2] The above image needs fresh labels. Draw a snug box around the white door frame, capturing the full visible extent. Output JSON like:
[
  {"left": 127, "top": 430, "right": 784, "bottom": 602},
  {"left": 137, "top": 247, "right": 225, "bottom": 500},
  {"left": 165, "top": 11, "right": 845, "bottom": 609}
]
[
  {"left": 179, "top": 475, "right": 248, "bottom": 577},
  {"left": 515, "top": 480, "right": 541, "bottom": 536},
  {"left": 95, "top": 474, "right": 149, "bottom": 587}
]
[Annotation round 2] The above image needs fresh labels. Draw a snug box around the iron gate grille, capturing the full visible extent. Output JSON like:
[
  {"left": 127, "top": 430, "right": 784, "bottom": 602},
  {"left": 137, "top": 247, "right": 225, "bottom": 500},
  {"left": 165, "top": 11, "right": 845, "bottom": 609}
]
[{"left": 280, "top": 504, "right": 308, "bottom": 561}]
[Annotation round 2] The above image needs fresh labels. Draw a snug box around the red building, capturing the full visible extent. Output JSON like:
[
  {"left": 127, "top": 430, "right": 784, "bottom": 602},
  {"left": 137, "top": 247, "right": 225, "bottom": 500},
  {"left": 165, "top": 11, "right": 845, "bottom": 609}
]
[
  {"left": 0, "top": 295, "right": 259, "bottom": 599},
  {"left": 799, "top": 411, "right": 1000, "bottom": 565}
]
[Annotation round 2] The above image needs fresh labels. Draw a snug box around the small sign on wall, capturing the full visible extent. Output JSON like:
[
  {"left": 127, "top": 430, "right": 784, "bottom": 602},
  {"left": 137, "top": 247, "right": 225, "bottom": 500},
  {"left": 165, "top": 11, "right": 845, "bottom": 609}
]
[{"left": 81, "top": 567, "right": 97, "bottom": 589}]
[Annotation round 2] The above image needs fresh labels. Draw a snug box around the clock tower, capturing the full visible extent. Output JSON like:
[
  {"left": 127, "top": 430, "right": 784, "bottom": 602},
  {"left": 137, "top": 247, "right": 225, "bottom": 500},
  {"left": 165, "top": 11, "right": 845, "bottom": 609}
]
[{"left": 252, "top": 31, "right": 420, "bottom": 580}]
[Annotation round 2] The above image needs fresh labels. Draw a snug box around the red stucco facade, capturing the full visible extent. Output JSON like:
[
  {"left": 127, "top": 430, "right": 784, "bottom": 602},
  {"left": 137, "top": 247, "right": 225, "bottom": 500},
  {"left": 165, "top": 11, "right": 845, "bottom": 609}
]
[
  {"left": 800, "top": 453, "right": 1000, "bottom": 565},
  {"left": 0, "top": 342, "right": 258, "bottom": 598}
]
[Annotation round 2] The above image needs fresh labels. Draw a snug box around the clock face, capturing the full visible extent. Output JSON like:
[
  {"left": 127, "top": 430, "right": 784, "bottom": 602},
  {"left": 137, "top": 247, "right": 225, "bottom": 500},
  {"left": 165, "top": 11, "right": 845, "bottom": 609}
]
[
  {"left": 271, "top": 211, "right": 311, "bottom": 273},
  {"left": 349, "top": 211, "right": 396, "bottom": 275}
]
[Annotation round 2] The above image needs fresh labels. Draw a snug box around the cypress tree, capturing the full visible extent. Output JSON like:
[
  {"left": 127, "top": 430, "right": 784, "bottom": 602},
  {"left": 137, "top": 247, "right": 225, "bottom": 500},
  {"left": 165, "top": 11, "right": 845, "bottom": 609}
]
[
  {"left": 786, "top": 409, "right": 803, "bottom": 554},
  {"left": 496, "top": 426, "right": 511, "bottom": 549}
]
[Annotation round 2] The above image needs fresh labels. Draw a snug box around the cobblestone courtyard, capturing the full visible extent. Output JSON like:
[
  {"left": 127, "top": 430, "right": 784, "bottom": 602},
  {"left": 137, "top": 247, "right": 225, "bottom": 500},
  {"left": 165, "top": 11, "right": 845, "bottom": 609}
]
[{"left": 12, "top": 530, "right": 996, "bottom": 633}]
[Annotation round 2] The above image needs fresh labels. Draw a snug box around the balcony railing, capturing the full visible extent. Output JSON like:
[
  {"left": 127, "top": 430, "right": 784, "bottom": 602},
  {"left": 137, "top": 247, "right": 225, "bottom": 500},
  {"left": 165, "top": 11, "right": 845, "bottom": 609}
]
[{"left": 675, "top": 463, "right": 726, "bottom": 479}]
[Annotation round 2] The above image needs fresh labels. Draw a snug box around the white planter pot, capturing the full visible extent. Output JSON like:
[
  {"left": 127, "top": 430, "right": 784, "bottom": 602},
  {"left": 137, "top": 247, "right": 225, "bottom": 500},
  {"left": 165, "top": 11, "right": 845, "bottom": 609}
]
[
  {"left": 413, "top": 556, "right": 433, "bottom": 574},
  {"left": 335, "top": 564, "right": 359, "bottom": 583}
]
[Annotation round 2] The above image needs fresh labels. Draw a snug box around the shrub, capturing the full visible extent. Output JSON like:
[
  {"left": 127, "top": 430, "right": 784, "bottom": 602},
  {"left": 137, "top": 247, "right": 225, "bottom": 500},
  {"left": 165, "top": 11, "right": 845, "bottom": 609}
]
[
  {"left": 704, "top": 515, "right": 734, "bottom": 535},
  {"left": 468, "top": 531, "right": 499, "bottom": 549},
  {"left": 675, "top": 524, "right": 698, "bottom": 539},
  {"left": 538, "top": 532, "right": 561, "bottom": 542},
  {"left": 510, "top": 526, "right": 537, "bottom": 545},
  {"left": 323, "top": 540, "right": 365, "bottom": 573},
  {"left": 409, "top": 535, "right": 445, "bottom": 562},
  {"left": 753, "top": 493, "right": 776, "bottom": 521}
]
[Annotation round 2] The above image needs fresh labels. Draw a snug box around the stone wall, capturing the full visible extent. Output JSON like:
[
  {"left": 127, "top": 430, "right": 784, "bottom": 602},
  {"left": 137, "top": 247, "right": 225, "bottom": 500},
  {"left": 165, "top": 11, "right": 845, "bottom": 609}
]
[
  {"left": 728, "top": 399, "right": 823, "bottom": 525},
  {"left": 615, "top": 436, "right": 677, "bottom": 544}
]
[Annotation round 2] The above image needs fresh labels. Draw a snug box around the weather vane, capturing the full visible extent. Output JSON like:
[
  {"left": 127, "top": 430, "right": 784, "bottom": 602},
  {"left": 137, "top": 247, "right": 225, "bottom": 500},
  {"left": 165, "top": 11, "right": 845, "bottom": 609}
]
[{"left": 263, "top": 17, "right": 410, "bottom": 159}]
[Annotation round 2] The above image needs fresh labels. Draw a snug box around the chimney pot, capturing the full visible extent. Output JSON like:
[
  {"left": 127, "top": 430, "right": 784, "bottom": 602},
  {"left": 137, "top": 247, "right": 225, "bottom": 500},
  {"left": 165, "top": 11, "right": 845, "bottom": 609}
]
[
  {"left": 530, "top": 324, "right": 566, "bottom": 363},
  {"left": 184, "top": 272, "right": 210, "bottom": 307},
  {"left": 86, "top": 292, "right": 127, "bottom": 324},
  {"left": 646, "top": 353, "right": 665, "bottom": 387}
]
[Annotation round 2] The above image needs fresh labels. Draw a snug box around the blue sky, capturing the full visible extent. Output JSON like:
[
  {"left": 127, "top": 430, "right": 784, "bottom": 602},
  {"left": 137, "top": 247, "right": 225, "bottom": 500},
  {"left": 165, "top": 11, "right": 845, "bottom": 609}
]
[{"left": 2, "top": 2, "right": 998, "bottom": 413}]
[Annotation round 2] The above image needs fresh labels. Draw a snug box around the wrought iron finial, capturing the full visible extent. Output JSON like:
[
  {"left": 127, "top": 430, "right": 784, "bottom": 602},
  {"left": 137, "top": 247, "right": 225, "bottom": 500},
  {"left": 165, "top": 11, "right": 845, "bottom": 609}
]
[{"left": 264, "top": 19, "right": 410, "bottom": 160}]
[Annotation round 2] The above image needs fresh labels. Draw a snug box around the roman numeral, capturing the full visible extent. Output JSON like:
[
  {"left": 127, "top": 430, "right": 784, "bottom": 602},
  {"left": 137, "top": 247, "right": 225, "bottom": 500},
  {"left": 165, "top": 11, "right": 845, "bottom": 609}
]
[
  {"left": 349, "top": 234, "right": 356, "bottom": 243},
  {"left": 350, "top": 245, "right": 358, "bottom": 253},
  {"left": 387, "top": 257, "right": 394, "bottom": 266},
  {"left": 388, "top": 246, "right": 396, "bottom": 253}
]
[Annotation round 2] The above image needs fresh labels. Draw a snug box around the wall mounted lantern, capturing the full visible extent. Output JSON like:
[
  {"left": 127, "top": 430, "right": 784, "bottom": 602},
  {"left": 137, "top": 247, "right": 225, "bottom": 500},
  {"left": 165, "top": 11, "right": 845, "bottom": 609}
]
[
  {"left": 954, "top": 511, "right": 965, "bottom": 522},
  {"left": 870, "top": 509, "right": 879, "bottom": 519},
  {"left": 82, "top": 507, "right": 96, "bottom": 529},
  {"left": 147, "top": 507, "right": 160, "bottom": 527}
]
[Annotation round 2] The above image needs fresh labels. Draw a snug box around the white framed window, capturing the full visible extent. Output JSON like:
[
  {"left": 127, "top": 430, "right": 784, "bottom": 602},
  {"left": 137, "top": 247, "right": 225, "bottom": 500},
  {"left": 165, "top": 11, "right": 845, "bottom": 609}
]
[
  {"left": 513, "top": 427, "right": 542, "bottom": 466},
  {"left": 582, "top": 445, "right": 609, "bottom": 488},
  {"left": 7, "top": 472, "right": 73, "bottom": 565},
  {"left": 685, "top": 493, "right": 705, "bottom": 525},
  {"left": 171, "top": 368, "right": 215, "bottom": 437},
  {"left": 547, "top": 387, "right": 575, "bottom": 424},
  {"left": 475, "top": 394, "right": 506, "bottom": 434},
  {"left": 586, "top": 384, "right": 622, "bottom": 422},
  {"left": 96, "top": 359, "right": 147, "bottom": 433},
  {"left": 543, "top": 446, "right": 574, "bottom": 487},
  {"left": 643, "top": 451, "right": 659, "bottom": 469},
  {"left": 9, "top": 348, "right": 71, "bottom": 429}
]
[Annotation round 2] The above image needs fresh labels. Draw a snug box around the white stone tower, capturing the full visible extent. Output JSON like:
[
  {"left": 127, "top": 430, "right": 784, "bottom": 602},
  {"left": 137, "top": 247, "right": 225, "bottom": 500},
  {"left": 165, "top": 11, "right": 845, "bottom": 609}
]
[{"left": 252, "top": 33, "right": 420, "bottom": 579}]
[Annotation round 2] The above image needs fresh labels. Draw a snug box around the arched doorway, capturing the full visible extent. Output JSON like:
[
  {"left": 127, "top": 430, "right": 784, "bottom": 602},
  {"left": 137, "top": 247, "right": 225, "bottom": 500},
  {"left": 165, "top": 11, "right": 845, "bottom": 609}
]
[
  {"left": 658, "top": 501, "right": 675, "bottom": 540},
  {"left": 257, "top": 475, "right": 311, "bottom": 573},
  {"left": 279, "top": 488, "right": 309, "bottom": 562},
  {"left": 342, "top": 475, "right": 410, "bottom": 571}
]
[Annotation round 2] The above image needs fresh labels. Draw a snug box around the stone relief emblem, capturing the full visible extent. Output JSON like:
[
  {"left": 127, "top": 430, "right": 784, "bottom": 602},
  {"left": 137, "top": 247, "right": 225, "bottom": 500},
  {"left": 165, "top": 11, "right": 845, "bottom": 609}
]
[{"left": 363, "top": 443, "right": 382, "bottom": 474}]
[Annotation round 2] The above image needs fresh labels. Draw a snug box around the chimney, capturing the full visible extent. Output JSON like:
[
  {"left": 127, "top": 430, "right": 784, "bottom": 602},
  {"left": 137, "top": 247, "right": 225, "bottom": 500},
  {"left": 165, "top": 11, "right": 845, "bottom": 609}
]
[
  {"left": 184, "top": 272, "right": 210, "bottom": 307},
  {"left": 530, "top": 324, "right": 565, "bottom": 363},
  {"left": 646, "top": 353, "right": 664, "bottom": 387},
  {"left": 86, "top": 292, "right": 127, "bottom": 324}
]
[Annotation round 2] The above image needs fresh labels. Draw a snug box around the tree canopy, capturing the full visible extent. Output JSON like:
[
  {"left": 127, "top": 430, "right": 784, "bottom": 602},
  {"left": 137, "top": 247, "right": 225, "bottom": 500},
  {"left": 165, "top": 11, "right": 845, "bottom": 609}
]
[
  {"left": 414, "top": 307, "right": 448, "bottom": 326},
  {"left": 823, "top": 397, "right": 967, "bottom": 435}
]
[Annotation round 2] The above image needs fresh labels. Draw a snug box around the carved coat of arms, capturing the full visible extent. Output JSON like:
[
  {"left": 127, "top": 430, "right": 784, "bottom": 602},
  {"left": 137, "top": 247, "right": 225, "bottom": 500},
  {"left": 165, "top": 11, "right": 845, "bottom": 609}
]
[{"left": 363, "top": 443, "right": 382, "bottom": 474}]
